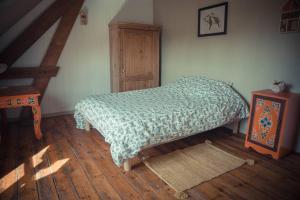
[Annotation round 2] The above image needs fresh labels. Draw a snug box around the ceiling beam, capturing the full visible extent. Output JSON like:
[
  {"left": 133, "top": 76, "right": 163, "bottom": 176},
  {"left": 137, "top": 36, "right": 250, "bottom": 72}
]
[
  {"left": 0, "top": 0, "right": 71, "bottom": 67},
  {"left": 33, "top": 0, "right": 84, "bottom": 99}
]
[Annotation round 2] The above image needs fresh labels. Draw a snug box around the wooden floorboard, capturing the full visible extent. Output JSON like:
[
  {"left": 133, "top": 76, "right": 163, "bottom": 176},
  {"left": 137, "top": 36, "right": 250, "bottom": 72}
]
[
  {"left": 1, "top": 114, "right": 300, "bottom": 200},
  {"left": 0, "top": 125, "right": 18, "bottom": 200},
  {"left": 32, "top": 136, "right": 59, "bottom": 200},
  {"left": 15, "top": 125, "right": 39, "bottom": 200}
]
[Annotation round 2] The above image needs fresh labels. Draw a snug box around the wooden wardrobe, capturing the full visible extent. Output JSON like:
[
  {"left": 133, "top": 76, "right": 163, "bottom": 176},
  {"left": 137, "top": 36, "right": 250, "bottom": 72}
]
[{"left": 109, "top": 22, "right": 161, "bottom": 92}]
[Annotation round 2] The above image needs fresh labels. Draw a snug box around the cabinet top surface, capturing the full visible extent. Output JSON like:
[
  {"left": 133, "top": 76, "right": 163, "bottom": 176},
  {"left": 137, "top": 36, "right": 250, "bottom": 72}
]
[
  {"left": 109, "top": 22, "right": 161, "bottom": 31},
  {"left": 252, "top": 89, "right": 300, "bottom": 99}
]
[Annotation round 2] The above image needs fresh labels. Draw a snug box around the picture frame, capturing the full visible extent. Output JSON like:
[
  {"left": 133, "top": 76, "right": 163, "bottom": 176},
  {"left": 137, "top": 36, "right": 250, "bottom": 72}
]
[
  {"left": 198, "top": 2, "right": 228, "bottom": 37},
  {"left": 280, "top": 0, "right": 300, "bottom": 33}
]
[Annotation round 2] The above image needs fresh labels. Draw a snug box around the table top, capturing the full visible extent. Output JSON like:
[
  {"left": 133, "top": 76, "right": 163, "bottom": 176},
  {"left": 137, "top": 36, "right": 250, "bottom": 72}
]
[
  {"left": 252, "top": 89, "right": 300, "bottom": 99},
  {"left": 0, "top": 86, "right": 40, "bottom": 97}
]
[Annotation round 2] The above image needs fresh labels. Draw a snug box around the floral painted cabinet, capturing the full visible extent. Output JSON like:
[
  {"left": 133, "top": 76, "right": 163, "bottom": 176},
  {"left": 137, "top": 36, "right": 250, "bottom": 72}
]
[{"left": 245, "top": 90, "right": 300, "bottom": 159}]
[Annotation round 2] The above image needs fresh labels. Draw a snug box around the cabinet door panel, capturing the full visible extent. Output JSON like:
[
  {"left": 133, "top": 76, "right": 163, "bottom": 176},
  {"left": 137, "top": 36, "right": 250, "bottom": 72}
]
[
  {"left": 125, "top": 80, "right": 151, "bottom": 91},
  {"left": 248, "top": 95, "right": 285, "bottom": 151},
  {"left": 121, "top": 29, "right": 158, "bottom": 91}
]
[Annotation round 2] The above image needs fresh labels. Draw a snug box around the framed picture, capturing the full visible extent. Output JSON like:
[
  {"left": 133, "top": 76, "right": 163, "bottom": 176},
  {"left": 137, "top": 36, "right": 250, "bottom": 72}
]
[
  {"left": 198, "top": 2, "right": 228, "bottom": 37},
  {"left": 280, "top": 0, "right": 300, "bottom": 33}
]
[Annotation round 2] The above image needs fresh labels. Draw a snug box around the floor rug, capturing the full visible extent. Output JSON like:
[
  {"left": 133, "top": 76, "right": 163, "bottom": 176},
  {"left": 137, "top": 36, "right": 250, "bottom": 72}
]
[{"left": 144, "top": 140, "right": 253, "bottom": 199}]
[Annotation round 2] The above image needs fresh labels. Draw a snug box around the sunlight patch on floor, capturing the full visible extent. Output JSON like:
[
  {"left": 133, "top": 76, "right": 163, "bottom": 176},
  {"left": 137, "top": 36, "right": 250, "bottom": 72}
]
[
  {"left": 32, "top": 145, "right": 50, "bottom": 168},
  {"left": 0, "top": 163, "right": 24, "bottom": 193},
  {"left": 34, "top": 158, "right": 69, "bottom": 181},
  {"left": 32, "top": 145, "right": 69, "bottom": 181},
  {"left": 1, "top": 145, "right": 69, "bottom": 194}
]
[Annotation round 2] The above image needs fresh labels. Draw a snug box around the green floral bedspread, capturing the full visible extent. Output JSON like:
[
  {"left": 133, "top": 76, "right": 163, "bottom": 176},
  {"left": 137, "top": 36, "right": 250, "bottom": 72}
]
[{"left": 74, "top": 76, "right": 249, "bottom": 166}]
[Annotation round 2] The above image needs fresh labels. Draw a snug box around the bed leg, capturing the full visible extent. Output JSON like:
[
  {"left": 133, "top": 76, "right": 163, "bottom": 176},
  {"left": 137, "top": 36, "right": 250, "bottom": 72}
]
[
  {"left": 85, "top": 120, "right": 90, "bottom": 131},
  {"left": 232, "top": 120, "right": 240, "bottom": 134},
  {"left": 124, "top": 160, "right": 131, "bottom": 172}
]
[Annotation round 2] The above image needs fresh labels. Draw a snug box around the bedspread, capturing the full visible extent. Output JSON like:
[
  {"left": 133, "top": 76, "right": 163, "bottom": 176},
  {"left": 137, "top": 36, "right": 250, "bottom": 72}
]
[{"left": 74, "top": 76, "right": 249, "bottom": 166}]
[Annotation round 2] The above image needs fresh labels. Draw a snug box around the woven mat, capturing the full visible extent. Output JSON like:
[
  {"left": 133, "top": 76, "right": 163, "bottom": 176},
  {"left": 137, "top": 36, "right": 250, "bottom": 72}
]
[{"left": 144, "top": 140, "right": 249, "bottom": 198}]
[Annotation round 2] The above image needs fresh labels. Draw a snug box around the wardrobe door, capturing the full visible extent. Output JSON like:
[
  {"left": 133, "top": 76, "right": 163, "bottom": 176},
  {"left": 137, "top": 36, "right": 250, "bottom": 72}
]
[{"left": 120, "top": 28, "right": 159, "bottom": 91}]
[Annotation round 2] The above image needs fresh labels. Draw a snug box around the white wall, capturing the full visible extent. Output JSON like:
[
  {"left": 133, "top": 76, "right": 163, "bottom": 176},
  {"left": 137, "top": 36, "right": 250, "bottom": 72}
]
[
  {"left": 0, "top": 0, "right": 153, "bottom": 116},
  {"left": 154, "top": 0, "right": 300, "bottom": 152},
  {"left": 43, "top": 0, "right": 153, "bottom": 114}
]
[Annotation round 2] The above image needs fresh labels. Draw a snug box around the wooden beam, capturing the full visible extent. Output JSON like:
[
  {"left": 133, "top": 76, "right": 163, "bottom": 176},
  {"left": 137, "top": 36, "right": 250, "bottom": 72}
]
[
  {"left": 0, "top": 0, "right": 71, "bottom": 67},
  {"left": 33, "top": 0, "right": 84, "bottom": 99},
  {"left": 20, "top": 0, "right": 84, "bottom": 119},
  {"left": 0, "top": 66, "right": 59, "bottom": 79}
]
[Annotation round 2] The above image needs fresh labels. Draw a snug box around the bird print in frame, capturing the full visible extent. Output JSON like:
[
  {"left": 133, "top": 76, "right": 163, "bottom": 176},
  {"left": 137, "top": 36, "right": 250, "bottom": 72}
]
[{"left": 198, "top": 2, "right": 228, "bottom": 37}]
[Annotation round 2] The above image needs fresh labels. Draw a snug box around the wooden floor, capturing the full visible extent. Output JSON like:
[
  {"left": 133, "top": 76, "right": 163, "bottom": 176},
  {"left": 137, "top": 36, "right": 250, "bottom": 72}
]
[{"left": 1, "top": 115, "right": 300, "bottom": 200}]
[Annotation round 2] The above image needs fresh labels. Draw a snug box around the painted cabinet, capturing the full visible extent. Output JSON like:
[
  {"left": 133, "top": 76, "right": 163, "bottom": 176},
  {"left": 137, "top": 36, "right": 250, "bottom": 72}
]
[
  {"left": 109, "top": 22, "right": 161, "bottom": 92},
  {"left": 245, "top": 90, "right": 300, "bottom": 159}
]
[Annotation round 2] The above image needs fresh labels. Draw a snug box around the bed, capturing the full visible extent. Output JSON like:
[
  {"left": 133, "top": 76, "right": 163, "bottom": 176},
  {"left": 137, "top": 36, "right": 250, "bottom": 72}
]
[{"left": 74, "top": 76, "right": 249, "bottom": 170}]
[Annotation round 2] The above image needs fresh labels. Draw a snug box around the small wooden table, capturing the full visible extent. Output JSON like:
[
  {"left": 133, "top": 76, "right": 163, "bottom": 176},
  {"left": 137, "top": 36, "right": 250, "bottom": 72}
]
[{"left": 0, "top": 86, "right": 42, "bottom": 139}]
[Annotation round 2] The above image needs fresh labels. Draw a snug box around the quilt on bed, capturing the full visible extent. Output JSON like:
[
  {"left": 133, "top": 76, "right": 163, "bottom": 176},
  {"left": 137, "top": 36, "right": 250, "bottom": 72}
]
[{"left": 74, "top": 76, "right": 249, "bottom": 166}]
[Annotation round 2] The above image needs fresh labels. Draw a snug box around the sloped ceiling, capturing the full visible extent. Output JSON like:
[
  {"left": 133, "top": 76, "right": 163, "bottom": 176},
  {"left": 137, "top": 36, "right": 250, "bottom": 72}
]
[{"left": 0, "top": 0, "right": 41, "bottom": 36}]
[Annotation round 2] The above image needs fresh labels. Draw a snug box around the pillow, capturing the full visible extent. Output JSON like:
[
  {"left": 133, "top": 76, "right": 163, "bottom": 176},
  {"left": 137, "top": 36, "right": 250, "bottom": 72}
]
[{"left": 174, "top": 76, "right": 233, "bottom": 87}]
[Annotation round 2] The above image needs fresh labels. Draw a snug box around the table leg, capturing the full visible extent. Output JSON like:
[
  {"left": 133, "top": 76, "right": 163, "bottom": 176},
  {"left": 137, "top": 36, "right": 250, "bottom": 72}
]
[
  {"left": 32, "top": 105, "right": 42, "bottom": 139},
  {"left": 0, "top": 109, "right": 7, "bottom": 143}
]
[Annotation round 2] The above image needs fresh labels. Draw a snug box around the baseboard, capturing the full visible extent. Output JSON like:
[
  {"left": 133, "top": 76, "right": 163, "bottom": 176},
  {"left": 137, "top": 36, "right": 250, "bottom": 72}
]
[
  {"left": 221, "top": 126, "right": 246, "bottom": 138},
  {"left": 5, "top": 110, "right": 75, "bottom": 122},
  {"left": 220, "top": 127, "right": 233, "bottom": 133},
  {"left": 42, "top": 110, "right": 74, "bottom": 118}
]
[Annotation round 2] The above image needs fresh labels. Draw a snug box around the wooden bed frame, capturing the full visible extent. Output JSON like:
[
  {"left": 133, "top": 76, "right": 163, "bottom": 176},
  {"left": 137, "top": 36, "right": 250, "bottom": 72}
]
[{"left": 84, "top": 119, "right": 241, "bottom": 172}]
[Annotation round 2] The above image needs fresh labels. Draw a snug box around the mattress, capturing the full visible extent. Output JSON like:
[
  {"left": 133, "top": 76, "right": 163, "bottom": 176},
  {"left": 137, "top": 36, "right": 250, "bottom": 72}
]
[{"left": 74, "top": 76, "right": 249, "bottom": 166}]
